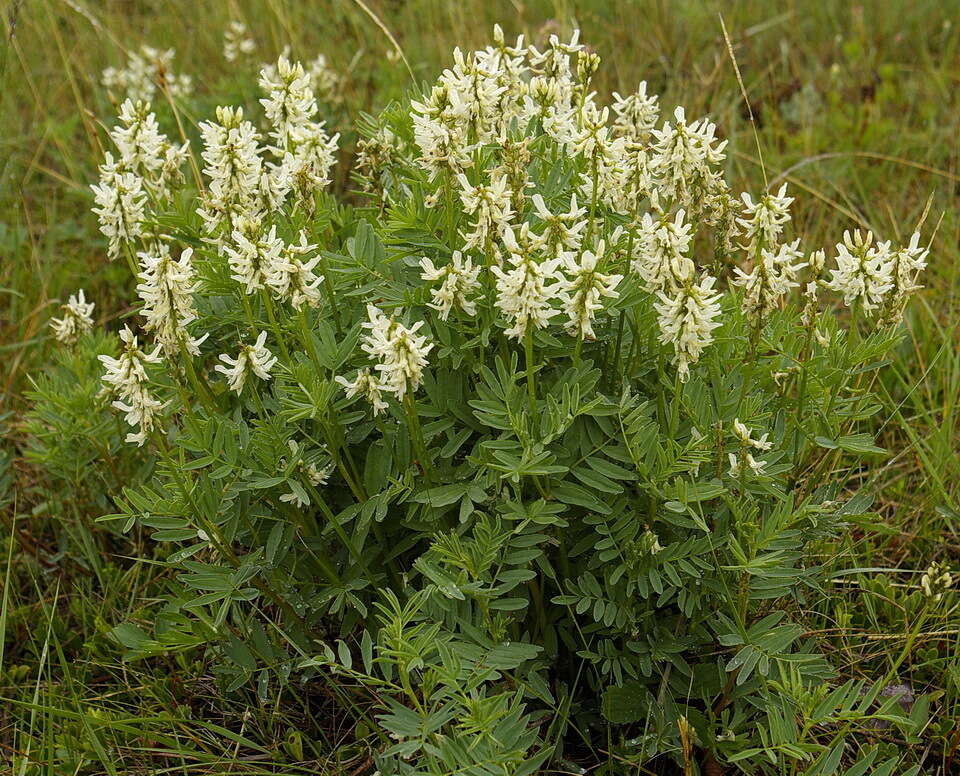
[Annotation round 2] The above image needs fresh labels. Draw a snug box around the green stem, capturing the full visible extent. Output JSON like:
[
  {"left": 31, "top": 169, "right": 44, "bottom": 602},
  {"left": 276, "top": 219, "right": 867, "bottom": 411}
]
[
  {"left": 402, "top": 390, "right": 433, "bottom": 485},
  {"left": 524, "top": 326, "right": 537, "bottom": 421},
  {"left": 262, "top": 291, "right": 292, "bottom": 363}
]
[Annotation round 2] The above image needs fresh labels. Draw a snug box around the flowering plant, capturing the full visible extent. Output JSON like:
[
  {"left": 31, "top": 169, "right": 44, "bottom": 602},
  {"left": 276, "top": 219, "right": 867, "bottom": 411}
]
[{"left": 31, "top": 25, "right": 937, "bottom": 775}]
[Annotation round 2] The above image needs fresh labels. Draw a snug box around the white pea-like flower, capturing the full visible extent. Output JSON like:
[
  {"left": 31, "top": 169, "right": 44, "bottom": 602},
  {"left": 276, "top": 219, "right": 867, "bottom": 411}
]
[
  {"left": 101, "top": 45, "right": 192, "bottom": 102},
  {"left": 491, "top": 228, "right": 565, "bottom": 340},
  {"left": 335, "top": 367, "right": 389, "bottom": 416},
  {"left": 223, "top": 21, "right": 255, "bottom": 63},
  {"left": 419, "top": 251, "right": 481, "bottom": 319},
  {"left": 559, "top": 242, "right": 623, "bottom": 340},
  {"left": 282, "top": 121, "right": 340, "bottom": 204},
  {"left": 99, "top": 326, "right": 163, "bottom": 445},
  {"left": 259, "top": 56, "right": 317, "bottom": 148},
  {"left": 732, "top": 239, "right": 807, "bottom": 320},
  {"left": 458, "top": 173, "right": 514, "bottom": 251},
  {"left": 265, "top": 232, "right": 324, "bottom": 309},
  {"left": 215, "top": 331, "right": 278, "bottom": 393},
  {"left": 224, "top": 217, "right": 285, "bottom": 294},
  {"left": 732, "top": 419, "right": 773, "bottom": 451},
  {"left": 921, "top": 561, "right": 953, "bottom": 601},
  {"left": 654, "top": 273, "right": 723, "bottom": 382},
  {"left": 307, "top": 53, "right": 342, "bottom": 103},
  {"left": 360, "top": 305, "right": 433, "bottom": 399},
  {"left": 826, "top": 229, "right": 894, "bottom": 314},
  {"left": 632, "top": 209, "right": 695, "bottom": 291},
  {"left": 197, "top": 106, "right": 263, "bottom": 235},
  {"left": 611, "top": 81, "right": 660, "bottom": 143},
  {"left": 648, "top": 106, "right": 727, "bottom": 211},
  {"left": 531, "top": 193, "right": 588, "bottom": 253},
  {"left": 50, "top": 290, "right": 95, "bottom": 344},
  {"left": 728, "top": 451, "right": 766, "bottom": 478},
  {"left": 91, "top": 154, "right": 147, "bottom": 260},
  {"left": 136, "top": 245, "right": 206, "bottom": 356},
  {"left": 738, "top": 184, "right": 794, "bottom": 253},
  {"left": 881, "top": 232, "right": 928, "bottom": 324}
]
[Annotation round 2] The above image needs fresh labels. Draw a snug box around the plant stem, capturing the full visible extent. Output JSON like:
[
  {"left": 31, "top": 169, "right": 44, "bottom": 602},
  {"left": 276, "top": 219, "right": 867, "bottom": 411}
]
[
  {"left": 402, "top": 390, "right": 433, "bottom": 485},
  {"left": 524, "top": 326, "right": 537, "bottom": 421}
]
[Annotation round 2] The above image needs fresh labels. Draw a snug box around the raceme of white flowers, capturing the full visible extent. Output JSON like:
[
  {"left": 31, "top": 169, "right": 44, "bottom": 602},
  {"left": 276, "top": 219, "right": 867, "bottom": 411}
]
[
  {"left": 72, "top": 29, "right": 932, "bottom": 445},
  {"left": 50, "top": 290, "right": 95, "bottom": 344},
  {"left": 223, "top": 21, "right": 256, "bottom": 63},
  {"left": 102, "top": 45, "right": 193, "bottom": 102},
  {"left": 216, "top": 331, "right": 277, "bottom": 393},
  {"left": 98, "top": 326, "right": 164, "bottom": 445}
]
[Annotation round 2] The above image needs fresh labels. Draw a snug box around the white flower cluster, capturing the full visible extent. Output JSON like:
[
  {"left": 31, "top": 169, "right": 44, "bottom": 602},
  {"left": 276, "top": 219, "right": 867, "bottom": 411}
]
[
  {"left": 223, "top": 21, "right": 256, "bottom": 63},
  {"left": 732, "top": 184, "right": 806, "bottom": 322},
  {"left": 91, "top": 99, "right": 189, "bottom": 259},
  {"left": 90, "top": 159, "right": 147, "bottom": 261},
  {"left": 195, "top": 55, "right": 339, "bottom": 240},
  {"left": 359, "top": 305, "right": 434, "bottom": 402},
  {"left": 136, "top": 246, "right": 206, "bottom": 356},
  {"left": 728, "top": 418, "right": 774, "bottom": 478},
  {"left": 419, "top": 252, "right": 481, "bottom": 320},
  {"left": 50, "top": 290, "right": 95, "bottom": 344},
  {"left": 491, "top": 225, "right": 566, "bottom": 340},
  {"left": 560, "top": 242, "right": 622, "bottom": 340},
  {"left": 216, "top": 331, "right": 277, "bottom": 393},
  {"left": 102, "top": 45, "right": 192, "bottom": 102},
  {"left": 825, "top": 229, "right": 927, "bottom": 321},
  {"left": 99, "top": 326, "right": 163, "bottom": 445}
]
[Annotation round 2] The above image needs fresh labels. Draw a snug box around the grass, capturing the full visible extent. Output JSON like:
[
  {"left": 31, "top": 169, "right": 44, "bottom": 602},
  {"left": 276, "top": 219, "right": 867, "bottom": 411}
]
[{"left": 1, "top": 0, "right": 958, "bottom": 772}]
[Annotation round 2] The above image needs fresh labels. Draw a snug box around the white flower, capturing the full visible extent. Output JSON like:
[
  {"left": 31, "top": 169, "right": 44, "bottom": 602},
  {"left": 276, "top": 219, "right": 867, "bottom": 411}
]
[
  {"left": 197, "top": 107, "right": 263, "bottom": 235},
  {"left": 101, "top": 45, "right": 192, "bottom": 102},
  {"left": 921, "top": 561, "right": 953, "bottom": 601},
  {"left": 738, "top": 184, "right": 794, "bottom": 253},
  {"left": 648, "top": 106, "right": 727, "bottom": 213},
  {"left": 458, "top": 173, "right": 513, "bottom": 251},
  {"left": 264, "top": 232, "right": 324, "bottom": 309},
  {"left": 655, "top": 273, "right": 723, "bottom": 382},
  {"left": 259, "top": 56, "right": 318, "bottom": 148},
  {"left": 410, "top": 83, "right": 472, "bottom": 179},
  {"left": 531, "top": 193, "right": 588, "bottom": 253},
  {"left": 50, "top": 290, "right": 95, "bottom": 344},
  {"left": 224, "top": 217, "right": 284, "bottom": 294},
  {"left": 282, "top": 121, "right": 339, "bottom": 203},
  {"left": 107, "top": 99, "right": 190, "bottom": 200},
  {"left": 801, "top": 249, "right": 827, "bottom": 328},
  {"left": 571, "top": 102, "right": 613, "bottom": 160},
  {"left": 728, "top": 451, "right": 766, "bottom": 478},
  {"left": 491, "top": 229, "right": 564, "bottom": 340},
  {"left": 136, "top": 245, "right": 206, "bottom": 355},
  {"left": 559, "top": 242, "right": 622, "bottom": 340},
  {"left": 632, "top": 210, "right": 695, "bottom": 291},
  {"left": 91, "top": 155, "right": 147, "bottom": 260},
  {"left": 215, "top": 331, "right": 277, "bottom": 393},
  {"left": 111, "top": 100, "right": 165, "bottom": 174},
  {"left": 335, "top": 367, "right": 389, "bottom": 415},
  {"left": 732, "top": 239, "right": 806, "bottom": 320},
  {"left": 419, "top": 251, "right": 481, "bottom": 319},
  {"left": 611, "top": 81, "right": 660, "bottom": 142},
  {"left": 99, "top": 326, "right": 163, "bottom": 445},
  {"left": 279, "top": 439, "right": 332, "bottom": 506},
  {"left": 826, "top": 230, "right": 894, "bottom": 314},
  {"left": 881, "top": 232, "right": 928, "bottom": 324},
  {"left": 732, "top": 419, "right": 773, "bottom": 451},
  {"left": 360, "top": 305, "right": 433, "bottom": 399},
  {"left": 223, "top": 21, "right": 255, "bottom": 63},
  {"left": 307, "top": 53, "right": 342, "bottom": 103}
]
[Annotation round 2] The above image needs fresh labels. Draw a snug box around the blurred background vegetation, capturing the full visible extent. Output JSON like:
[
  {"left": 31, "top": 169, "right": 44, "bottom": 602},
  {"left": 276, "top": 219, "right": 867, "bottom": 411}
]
[{"left": 1, "top": 0, "right": 958, "bottom": 772}]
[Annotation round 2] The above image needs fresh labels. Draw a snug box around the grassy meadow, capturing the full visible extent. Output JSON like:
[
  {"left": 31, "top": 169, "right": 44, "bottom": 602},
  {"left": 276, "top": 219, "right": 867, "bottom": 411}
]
[{"left": 1, "top": 0, "right": 958, "bottom": 772}]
